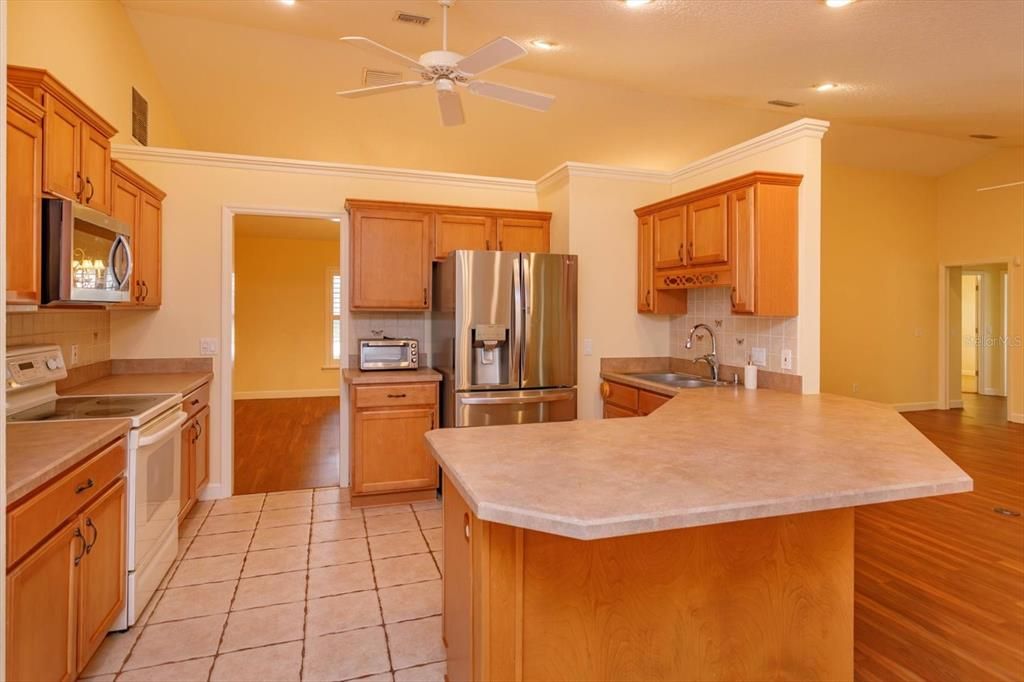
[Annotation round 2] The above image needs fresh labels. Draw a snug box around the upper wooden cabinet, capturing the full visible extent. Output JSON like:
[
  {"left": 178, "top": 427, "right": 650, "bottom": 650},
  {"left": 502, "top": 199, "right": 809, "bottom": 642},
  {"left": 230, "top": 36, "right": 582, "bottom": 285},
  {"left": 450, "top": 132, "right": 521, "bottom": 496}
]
[
  {"left": 346, "top": 199, "right": 551, "bottom": 310},
  {"left": 112, "top": 161, "right": 166, "bottom": 308},
  {"left": 635, "top": 172, "right": 801, "bottom": 317},
  {"left": 6, "top": 85, "right": 44, "bottom": 305},
  {"left": 9, "top": 66, "right": 117, "bottom": 215}
]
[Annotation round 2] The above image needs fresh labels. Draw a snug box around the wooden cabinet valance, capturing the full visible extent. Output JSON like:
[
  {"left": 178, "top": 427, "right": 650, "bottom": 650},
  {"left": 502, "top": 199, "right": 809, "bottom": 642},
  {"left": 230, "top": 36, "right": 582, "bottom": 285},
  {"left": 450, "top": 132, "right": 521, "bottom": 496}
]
[
  {"left": 635, "top": 171, "right": 801, "bottom": 317},
  {"left": 345, "top": 199, "right": 551, "bottom": 311}
]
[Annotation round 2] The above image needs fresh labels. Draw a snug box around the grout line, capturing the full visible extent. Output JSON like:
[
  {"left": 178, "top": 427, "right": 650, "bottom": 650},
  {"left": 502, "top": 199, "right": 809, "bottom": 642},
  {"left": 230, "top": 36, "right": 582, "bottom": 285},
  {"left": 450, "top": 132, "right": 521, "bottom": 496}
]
[
  {"left": 297, "top": 493, "right": 315, "bottom": 681},
  {"left": 363, "top": 506, "right": 396, "bottom": 675}
]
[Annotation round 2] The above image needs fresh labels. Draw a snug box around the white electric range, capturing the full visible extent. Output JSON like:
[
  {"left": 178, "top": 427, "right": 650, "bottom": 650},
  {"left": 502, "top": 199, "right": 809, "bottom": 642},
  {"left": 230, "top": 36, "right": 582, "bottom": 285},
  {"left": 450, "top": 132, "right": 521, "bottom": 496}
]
[{"left": 6, "top": 344, "right": 186, "bottom": 630}]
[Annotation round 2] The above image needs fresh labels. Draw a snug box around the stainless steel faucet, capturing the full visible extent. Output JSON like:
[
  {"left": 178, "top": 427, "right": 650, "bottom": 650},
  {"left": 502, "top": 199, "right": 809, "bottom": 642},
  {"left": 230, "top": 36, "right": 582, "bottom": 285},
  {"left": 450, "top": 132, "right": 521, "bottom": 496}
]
[{"left": 684, "top": 323, "right": 720, "bottom": 382}]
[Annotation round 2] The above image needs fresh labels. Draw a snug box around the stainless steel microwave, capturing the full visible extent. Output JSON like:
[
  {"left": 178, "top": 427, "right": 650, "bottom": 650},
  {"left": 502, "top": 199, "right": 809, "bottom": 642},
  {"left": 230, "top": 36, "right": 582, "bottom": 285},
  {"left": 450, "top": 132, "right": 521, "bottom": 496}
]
[
  {"left": 359, "top": 338, "right": 419, "bottom": 370},
  {"left": 41, "top": 198, "right": 132, "bottom": 305}
]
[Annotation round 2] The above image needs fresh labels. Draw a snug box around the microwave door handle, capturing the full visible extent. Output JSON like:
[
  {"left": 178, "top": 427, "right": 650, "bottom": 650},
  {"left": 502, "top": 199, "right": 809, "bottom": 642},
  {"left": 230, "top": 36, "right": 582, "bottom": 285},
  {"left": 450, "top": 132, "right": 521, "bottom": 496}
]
[{"left": 109, "top": 234, "right": 133, "bottom": 289}]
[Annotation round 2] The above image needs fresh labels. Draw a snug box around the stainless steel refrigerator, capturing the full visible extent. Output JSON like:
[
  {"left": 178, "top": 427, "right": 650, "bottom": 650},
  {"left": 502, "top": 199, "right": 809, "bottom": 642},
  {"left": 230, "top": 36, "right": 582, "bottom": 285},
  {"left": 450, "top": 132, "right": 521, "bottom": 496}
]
[{"left": 432, "top": 250, "right": 577, "bottom": 427}]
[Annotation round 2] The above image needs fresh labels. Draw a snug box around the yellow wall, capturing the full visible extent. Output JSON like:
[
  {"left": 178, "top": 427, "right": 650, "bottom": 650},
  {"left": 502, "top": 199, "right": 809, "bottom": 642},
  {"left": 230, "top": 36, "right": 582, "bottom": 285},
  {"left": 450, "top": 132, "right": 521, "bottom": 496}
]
[
  {"left": 936, "top": 148, "right": 1024, "bottom": 421},
  {"left": 8, "top": 0, "right": 185, "bottom": 147},
  {"left": 821, "top": 163, "right": 939, "bottom": 406},
  {"left": 233, "top": 234, "right": 340, "bottom": 398}
]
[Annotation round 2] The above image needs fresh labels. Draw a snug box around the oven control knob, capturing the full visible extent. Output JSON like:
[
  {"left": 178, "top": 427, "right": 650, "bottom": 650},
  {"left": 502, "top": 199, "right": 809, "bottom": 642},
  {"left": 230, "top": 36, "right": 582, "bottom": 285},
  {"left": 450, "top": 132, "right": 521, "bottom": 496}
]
[{"left": 46, "top": 358, "right": 61, "bottom": 370}]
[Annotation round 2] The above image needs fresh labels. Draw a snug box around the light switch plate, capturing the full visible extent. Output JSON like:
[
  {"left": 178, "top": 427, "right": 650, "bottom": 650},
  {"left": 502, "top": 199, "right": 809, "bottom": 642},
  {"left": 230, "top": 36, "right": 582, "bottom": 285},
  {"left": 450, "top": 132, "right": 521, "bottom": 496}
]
[
  {"left": 582, "top": 338, "right": 593, "bottom": 356},
  {"left": 200, "top": 337, "right": 218, "bottom": 356},
  {"left": 70, "top": 344, "right": 80, "bottom": 366},
  {"left": 781, "top": 348, "right": 793, "bottom": 370},
  {"left": 751, "top": 347, "right": 767, "bottom": 367}
]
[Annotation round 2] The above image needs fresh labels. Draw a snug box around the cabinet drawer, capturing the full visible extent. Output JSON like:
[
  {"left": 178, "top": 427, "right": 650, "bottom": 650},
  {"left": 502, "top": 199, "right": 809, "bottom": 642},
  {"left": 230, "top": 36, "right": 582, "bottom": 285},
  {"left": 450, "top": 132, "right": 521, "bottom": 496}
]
[
  {"left": 603, "top": 403, "right": 637, "bottom": 419},
  {"left": 600, "top": 381, "right": 638, "bottom": 411},
  {"left": 7, "top": 437, "right": 126, "bottom": 568},
  {"left": 353, "top": 383, "right": 436, "bottom": 409},
  {"left": 638, "top": 390, "right": 671, "bottom": 415},
  {"left": 182, "top": 383, "right": 210, "bottom": 419}
]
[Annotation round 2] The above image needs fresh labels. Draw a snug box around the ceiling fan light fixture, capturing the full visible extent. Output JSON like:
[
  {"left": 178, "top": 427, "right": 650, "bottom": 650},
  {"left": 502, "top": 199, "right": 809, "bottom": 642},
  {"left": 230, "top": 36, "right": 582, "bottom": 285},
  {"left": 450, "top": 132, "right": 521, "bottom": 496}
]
[
  {"left": 530, "top": 39, "right": 558, "bottom": 50},
  {"left": 814, "top": 82, "right": 839, "bottom": 92}
]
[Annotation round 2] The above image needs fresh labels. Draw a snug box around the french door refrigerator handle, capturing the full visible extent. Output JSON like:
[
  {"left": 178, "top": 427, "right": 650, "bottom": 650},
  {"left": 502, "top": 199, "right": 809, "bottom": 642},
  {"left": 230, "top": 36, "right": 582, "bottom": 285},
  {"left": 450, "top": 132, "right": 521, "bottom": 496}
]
[
  {"left": 511, "top": 253, "right": 524, "bottom": 387},
  {"left": 459, "top": 390, "right": 575, "bottom": 405}
]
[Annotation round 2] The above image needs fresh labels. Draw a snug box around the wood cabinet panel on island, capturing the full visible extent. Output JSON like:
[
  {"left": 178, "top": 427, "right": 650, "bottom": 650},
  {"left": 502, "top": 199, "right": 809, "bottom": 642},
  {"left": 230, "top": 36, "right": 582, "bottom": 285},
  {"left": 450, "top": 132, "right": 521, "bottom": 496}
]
[
  {"left": 347, "top": 199, "right": 551, "bottom": 310},
  {"left": 6, "top": 436, "right": 128, "bottom": 681},
  {"left": 635, "top": 171, "right": 801, "bottom": 317},
  {"left": 6, "top": 85, "right": 44, "bottom": 305},
  {"left": 179, "top": 386, "right": 211, "bottom": 524},
  {"left": 600, "top": 379, "right": 670, "bottom": 417}
]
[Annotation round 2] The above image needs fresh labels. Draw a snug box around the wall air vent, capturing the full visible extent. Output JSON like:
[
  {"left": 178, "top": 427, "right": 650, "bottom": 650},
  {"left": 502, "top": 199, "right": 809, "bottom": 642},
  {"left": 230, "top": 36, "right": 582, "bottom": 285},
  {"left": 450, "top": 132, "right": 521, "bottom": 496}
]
[
  {"left": 131, "top": 87, "right": 149, "bottom": 146},
  {"left": 969, "top": 134, "right": 998, "bottom": 140},
  {"left": 363, "top": 69, "right": 403, "bottom": 87},
  {"left": 767, "top": 100, "right": 801, "bottom": 108},
  {"left": 395, "top": 11, "right": 431, "bottom": 25}
]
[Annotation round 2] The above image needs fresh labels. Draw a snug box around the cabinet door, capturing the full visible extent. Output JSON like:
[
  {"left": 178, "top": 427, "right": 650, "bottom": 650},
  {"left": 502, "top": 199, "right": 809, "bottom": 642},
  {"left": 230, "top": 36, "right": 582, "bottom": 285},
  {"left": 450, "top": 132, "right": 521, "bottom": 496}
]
[
  {"left": 194, "top": 406, "right": 211, "bottom": 491},
  {"left": 6, "top": 101, "right": 43, "bottom": 304},
  {"left": 352, "top": 407, "right": 437, "bottom": 494},
  {"left": 179, "top": 418, "right": 197, "bottom": 522},
  {"left": 6, "top": 519, "right": 79, "bottom": 682},
  {"left": 111, "top": 174, "right": 143, "bottom": 305},
  {"left": 637, "top": 216, "right": 653, "bottom": 312},
  {"left": 442, "top": 475, "right": 473, "bottom": 682},
  {"left": 729, "top": 187, "right": 755, "bottom": 313},
  {"left": 351, "top": 209, "right": 432, "bottom": 309},
  {"left": 496, "top": 217, "right": 549, "bottom": 253},
  {"left": 77, "top": 478, "right": 127, "bottom": 671},
  {"left": 603, "top": 403, "right": 637, "bottom": 419},
  {"left": 653, "top": 206, "right": 686, "bottom": 269},
  {"left": 138, "top": 193, "right": 163, "bottom": 306},
  {"left": 435, "top": 213, "right": 496, "bottom": 260},
  {"left": 686, "top": 194, "right": 728, "bottom": 266},
  {"left": 43, "top": 96, "right": 82, "bottom": 201},
  {"left": 80, "top": 125, "right": 112, "bottom": 215}
]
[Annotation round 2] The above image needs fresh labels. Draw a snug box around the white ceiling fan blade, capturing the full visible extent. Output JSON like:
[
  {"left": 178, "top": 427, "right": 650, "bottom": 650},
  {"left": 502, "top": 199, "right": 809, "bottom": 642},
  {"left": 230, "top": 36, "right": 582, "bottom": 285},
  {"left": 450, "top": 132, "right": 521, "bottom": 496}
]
[
  {"left": 336, "top": 81, "right": 428, "bottom": 98},
  {"left": 455, "top": 36, "right": 527, "bottom": 76},
  {"left": 437, "top": 87, "right": 465, "bottom": 127},
  {"left": 339, "top": 36, "right": 425, "bottom": 73},
  {"left": 466, "top": 81, "right": 555, "bottom": 112}
]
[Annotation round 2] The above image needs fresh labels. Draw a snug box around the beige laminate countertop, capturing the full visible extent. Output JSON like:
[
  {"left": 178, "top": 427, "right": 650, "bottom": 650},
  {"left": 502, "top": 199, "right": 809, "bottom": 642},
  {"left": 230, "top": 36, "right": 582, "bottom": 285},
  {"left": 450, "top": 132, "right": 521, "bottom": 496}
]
[
  {"left": 343, "top": 368, "right": 442, "bottom": 384},
  {"left": 425, "top": 388, "right": 973, "bottom": 540},
  {"left": 65, "top": 372, "right": 213, "bottom": 397},
  {"left": 7, "top": 419, "right": 131, "bottom": 505}
]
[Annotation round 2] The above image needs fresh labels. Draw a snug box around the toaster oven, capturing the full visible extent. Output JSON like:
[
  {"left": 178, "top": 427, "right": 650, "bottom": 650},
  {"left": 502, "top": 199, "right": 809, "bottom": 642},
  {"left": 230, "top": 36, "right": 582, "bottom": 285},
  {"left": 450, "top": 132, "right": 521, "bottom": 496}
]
[{"left": 359, "top": 338, "right": 419, "bottom": 370}]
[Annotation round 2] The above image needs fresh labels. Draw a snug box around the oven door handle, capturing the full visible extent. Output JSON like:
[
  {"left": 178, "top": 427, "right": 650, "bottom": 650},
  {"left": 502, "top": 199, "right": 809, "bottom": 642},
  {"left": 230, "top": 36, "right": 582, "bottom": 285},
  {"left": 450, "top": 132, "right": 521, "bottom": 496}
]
[
  {"left": 138, "top": 411, "right": 188, "bottom": 447},
  {"left": 108, "top": 234, "right": 133, "bottom": 290}
]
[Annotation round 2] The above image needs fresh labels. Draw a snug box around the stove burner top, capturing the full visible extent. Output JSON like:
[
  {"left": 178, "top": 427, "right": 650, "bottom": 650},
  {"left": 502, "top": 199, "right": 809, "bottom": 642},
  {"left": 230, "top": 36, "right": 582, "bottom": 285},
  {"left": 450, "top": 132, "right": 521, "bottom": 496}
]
[{"left": 8, "top": 394, "right": 178, "bottom": 423}]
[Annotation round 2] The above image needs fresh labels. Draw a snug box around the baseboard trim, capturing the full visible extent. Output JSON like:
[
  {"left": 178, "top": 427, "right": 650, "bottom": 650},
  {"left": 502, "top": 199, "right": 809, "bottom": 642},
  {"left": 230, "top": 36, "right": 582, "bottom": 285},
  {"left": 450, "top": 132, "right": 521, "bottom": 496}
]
[
  {"left": 234, "top": 389, "right": 340, "bottom": 400},
  {"left": 979, "top": 388, "right": 1006, "bottom": 397},
  {"left": 949, "top": 399, "right": 964, "bottom": 409},
  {"left": 1009, "top": 412, "right": 1024, "bottom": 425},
  {"left": 199, "top": 483, "right": 229, "bottom": 501},
  {"left": 891, "top": 401, "right": 939, "bottom": 412}
]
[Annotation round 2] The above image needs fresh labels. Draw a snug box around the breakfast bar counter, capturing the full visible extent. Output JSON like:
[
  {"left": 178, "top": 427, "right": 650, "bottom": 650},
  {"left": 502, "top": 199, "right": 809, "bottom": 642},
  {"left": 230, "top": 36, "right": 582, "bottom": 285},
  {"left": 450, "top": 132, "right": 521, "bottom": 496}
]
[{"left": 425, "top": 388, "right": 971, "bottom": 682}]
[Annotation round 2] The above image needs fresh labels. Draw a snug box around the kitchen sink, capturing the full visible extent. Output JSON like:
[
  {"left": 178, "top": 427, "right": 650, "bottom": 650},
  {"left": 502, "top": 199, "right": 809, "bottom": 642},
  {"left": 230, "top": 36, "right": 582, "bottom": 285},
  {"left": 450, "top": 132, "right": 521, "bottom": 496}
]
[{"left": 626, "top": 372, "right": 729, "bottom": 389}]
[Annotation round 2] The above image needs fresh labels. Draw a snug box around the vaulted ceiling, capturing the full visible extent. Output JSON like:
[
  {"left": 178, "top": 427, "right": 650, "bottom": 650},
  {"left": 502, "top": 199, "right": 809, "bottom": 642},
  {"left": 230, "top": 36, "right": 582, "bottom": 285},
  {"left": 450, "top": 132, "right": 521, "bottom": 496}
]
[{"left": 118, "top": 0, "right": 1022, "bottom": 177}]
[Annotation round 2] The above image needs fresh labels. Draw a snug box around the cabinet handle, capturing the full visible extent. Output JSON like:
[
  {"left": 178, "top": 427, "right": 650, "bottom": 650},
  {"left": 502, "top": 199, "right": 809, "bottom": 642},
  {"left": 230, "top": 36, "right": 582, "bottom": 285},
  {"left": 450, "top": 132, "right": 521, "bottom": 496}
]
[
  {"left": 141, "top": 281, "right": 149, "bottom": 301},
  {"left": 190, "top": 422, "right": 198, "bottom": 444},
  {"left": 75, "top": 478, "right": 95, "bottom": 494},
  {"left": 135, "top": 281, "right": 143, "bottom": 302},
  {"left": 687, "top": 242, "right": 693, "bottom": 260},
  {"left": 600, "top": 382, "right": 611, "bottom": 399},
  {"left": 190, "top": 398, "right": 200, "bottom": 406},
  {"left": 485, "top": 239, "right": 490, "bottom": 250},
  {"left": 463, "top": 512, "right": 470, "bottom": 541},
  {"left": 678, "top": 244, "right": 684, "bottom": 262},
  {"left": 386, "top": 393, "right": 407, "bottom": 399},
  {"left": 73, "top": 528, "right": 86, "bottom": 566},
  {"left": 85, "top": 518, "right": 98, "bottom": 554},
  {"left": 498, "top": 240, "right": 503, "bottom": 250},
  {"left": 645, "top": 290, "right": 651, "bottom": 308},
  {"left": 195, "top": 420, "right": 203, "bottom": 439},
  {"left": 422, "top": 287, "right": 427, "bottom": 307},
  {"left": 730, "top": 286, "right": 737, "bottom": 307},
  {"left": 85, "top": 177, "right": 95, "bottom": 202},
  {"left": 75, "top": 172, "right": 84, "bottom": 200}
]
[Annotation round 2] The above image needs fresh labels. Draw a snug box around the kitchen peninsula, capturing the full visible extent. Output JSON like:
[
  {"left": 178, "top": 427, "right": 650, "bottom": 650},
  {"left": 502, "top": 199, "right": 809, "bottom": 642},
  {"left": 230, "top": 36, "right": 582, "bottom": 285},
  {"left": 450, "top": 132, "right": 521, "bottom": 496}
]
[{"left": 425, "top": 388, "right": 972, "bottom": 682}]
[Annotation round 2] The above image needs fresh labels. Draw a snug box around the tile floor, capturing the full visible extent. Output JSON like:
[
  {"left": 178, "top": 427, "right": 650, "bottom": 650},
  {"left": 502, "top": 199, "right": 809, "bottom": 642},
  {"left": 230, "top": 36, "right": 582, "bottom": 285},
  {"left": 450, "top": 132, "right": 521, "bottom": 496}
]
[{"left": 81, "top": 488, "right": 447, "bottom": 682}]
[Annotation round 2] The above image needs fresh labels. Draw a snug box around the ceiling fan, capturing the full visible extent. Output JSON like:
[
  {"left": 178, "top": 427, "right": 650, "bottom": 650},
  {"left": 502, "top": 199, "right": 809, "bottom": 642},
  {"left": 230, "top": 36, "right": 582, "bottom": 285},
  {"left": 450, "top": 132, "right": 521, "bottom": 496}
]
[{"left": 336, "top": 0, "right": 555, "bottom": 126}]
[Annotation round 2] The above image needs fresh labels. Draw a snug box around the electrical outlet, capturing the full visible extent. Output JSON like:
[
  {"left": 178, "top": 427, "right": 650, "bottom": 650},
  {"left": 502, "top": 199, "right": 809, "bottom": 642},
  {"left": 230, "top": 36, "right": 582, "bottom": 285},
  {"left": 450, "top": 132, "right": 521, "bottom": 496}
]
[
  {"left": 199, "top": 337, "right": 218, "bottom": 356},
  {"left": 852, "top": 383, "right": 859, "bottom": 394},
  {"left": 750, "top": 347, "right": 767, "bottom": 367},
  {"left": 781, "top": 349, "right": 793, "bottom": 371},
  {"left": 582, "top": 338, "right": 593, "bottom": 356},
  {"left": 70, "top": 344, "right": 80, "bottom": 366}
]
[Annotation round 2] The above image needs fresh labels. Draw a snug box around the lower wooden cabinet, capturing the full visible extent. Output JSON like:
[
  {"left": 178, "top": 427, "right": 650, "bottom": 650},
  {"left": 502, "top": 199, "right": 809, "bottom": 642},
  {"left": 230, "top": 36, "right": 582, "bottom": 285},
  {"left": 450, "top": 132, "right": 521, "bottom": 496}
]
[
  {"left": 6, "top": 439, "right": 127, "bottom": 681},
  {"left": 600, "top": 380, "right": 671, "bottom": 417},
  {"left": 349, "top": 381, "right": 439, "bottom": 505},
  {"left": 179, "top": 402, "right": 211, "bottom": 524}
]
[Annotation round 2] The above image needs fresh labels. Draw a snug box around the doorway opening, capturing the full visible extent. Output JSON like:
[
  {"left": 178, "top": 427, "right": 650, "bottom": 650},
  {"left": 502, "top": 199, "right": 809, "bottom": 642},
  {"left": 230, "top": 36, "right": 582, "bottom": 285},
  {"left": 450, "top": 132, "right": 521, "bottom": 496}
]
[
  {"left": 944, "top": 262, "right": 1010, "bottom": 422},
  {"left": 231, "top": 213, "right": 343, "bottom": 494}
]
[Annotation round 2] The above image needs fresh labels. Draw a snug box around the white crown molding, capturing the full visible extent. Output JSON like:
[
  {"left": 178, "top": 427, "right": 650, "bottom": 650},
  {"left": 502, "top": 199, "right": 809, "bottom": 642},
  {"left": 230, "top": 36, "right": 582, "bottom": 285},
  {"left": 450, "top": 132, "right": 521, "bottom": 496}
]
[
  {"left": 536, "top": 162, "right": 672, "bottom": 191},
  {"left": 111, "top": 144, "right": 537, "bottom": 194},
  {"left": 669, "top": 118, "right": 830, "bottom": 185}
]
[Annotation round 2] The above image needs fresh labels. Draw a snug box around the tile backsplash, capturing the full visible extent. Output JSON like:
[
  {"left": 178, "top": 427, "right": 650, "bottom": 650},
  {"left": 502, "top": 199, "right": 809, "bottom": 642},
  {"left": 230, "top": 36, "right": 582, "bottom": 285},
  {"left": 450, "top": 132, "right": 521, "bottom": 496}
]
[
  {"left": 347, "top": 312, "right": 429, "bottom": 359},
  {"left": 6, "top": 309, "right": 111, "bottom": 367},
  {"left": 669, "top": 287, "right": 799, "bottom": 374}
]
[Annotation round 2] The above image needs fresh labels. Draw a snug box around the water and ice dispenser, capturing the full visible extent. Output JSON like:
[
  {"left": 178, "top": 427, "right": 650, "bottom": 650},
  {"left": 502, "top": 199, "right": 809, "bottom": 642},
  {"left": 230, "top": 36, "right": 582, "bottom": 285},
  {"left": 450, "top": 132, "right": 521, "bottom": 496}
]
[{"left": 471, "top": 323, "right": 509, "bottom": 386}]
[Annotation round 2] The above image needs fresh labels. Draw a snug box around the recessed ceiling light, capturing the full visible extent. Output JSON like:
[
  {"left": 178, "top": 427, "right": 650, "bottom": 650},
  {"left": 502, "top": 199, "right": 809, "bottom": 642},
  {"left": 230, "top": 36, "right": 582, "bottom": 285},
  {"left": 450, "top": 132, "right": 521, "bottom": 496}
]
[
  {"left": 279, "top": 0, "right": 295, "bottom": 5},
  {"left": 531, "top": 39, "right": 558, "bottom": 50},
  {"left": 330, "top": 218, "right": 342, "bottom": 222},
  {"left": 624, "top": 0, "right": 653, "bottom": 7},
  {"left": 824, "top": 0, "right": 855, "bottom": 7},
  {"left": 814, "top": 82, "right": 839, "bottom": 92}
]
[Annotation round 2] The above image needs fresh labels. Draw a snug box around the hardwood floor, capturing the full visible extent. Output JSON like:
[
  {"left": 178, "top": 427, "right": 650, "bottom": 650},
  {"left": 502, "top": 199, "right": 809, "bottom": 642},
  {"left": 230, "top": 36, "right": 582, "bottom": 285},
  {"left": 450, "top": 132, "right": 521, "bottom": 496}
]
[
  {"left": 855, "top": 395, "right": 1024, "bottom": 681},
  {"left": 233, "top": 397, "right": 340, "bottom": 495}
]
